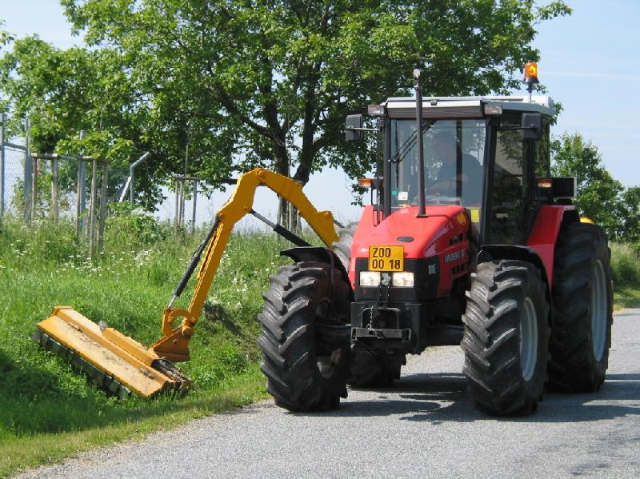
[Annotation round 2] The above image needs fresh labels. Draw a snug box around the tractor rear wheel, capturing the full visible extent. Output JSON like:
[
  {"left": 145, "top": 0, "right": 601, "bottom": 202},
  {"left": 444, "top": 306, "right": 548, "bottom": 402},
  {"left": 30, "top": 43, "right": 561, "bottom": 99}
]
[
  {"left": 547, "top": 222, "right": 613, "bottom": 392},
  {"left": 333, "top": 222, "right": 407, "bottom": 387},
  {"left": 462, "top": 260, "right": 549, "bottom": 415},
  {"left": 258, "top": 261, "right": 350, "bottom": 411},
  {"left": 333, "top": 221, "right": 358, "bottom": 272}
]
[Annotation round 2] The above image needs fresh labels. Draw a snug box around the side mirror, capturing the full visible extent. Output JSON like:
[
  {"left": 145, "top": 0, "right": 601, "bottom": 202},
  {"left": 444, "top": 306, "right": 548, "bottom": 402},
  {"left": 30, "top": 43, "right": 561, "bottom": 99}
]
[
  {"left": 345, "top": 114, "right": 363, "bottom": 141},
  {"left": 521, "top": 113, "right": 542, "bottom": 141}
]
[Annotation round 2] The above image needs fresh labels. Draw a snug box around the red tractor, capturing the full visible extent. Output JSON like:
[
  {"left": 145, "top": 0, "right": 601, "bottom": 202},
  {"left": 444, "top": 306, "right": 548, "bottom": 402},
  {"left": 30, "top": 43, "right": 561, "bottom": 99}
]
[{"left": 257, "top": 66, "right": 613, "bottom": 416}]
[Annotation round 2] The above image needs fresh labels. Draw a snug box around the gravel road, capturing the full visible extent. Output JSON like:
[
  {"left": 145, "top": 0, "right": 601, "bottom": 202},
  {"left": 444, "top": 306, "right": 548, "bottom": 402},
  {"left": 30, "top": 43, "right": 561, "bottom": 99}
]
[{"left": 19, "top": 309, "right": 640, "bottom": 479}]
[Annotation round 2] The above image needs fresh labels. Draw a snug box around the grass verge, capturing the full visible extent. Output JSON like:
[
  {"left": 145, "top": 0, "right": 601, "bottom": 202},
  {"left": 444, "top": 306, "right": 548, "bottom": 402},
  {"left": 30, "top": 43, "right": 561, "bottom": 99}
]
[
  {"left": 0, "top": 368, "right": 267, "bottom": 476},
  {"left": 0, "top": 215, "right": 296, "bottom": 477},
  {"left": 613, "top": 285, "right": 640, "bottom": 311}
]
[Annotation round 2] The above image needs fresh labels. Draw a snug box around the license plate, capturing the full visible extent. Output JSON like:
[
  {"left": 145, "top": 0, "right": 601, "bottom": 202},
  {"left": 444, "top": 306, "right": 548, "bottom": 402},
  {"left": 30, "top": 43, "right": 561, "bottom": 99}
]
[{"left": 368, "top": 246, "right": 404, "bottom": 272}]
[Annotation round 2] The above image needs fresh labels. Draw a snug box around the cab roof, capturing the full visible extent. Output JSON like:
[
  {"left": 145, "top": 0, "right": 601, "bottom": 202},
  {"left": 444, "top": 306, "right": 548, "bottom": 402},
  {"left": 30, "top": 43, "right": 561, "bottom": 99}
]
[{"left": 382, "top": 95, "right": 555, "bottom": 119}]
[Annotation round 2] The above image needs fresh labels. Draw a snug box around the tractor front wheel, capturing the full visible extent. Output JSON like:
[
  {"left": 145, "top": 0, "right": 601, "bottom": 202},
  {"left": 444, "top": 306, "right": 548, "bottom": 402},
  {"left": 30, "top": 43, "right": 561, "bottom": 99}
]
[
  {"left": 462, "top": 260, "right": 549, "bottom": 415},
  {"left": 258, "top": 261, "right": 350, "bottom": 411}
]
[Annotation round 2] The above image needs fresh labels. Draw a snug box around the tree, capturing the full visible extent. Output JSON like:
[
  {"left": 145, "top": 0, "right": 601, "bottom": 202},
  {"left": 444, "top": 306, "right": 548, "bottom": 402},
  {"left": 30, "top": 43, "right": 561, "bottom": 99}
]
[
  {"left": 60, "top": 1, "right": 569, "bottom": 181},
  {"left": 619, "top": 186, "right": 640, "bottom": 243},
  {"left": 2, "top": 1, "right": 571, "bottom": 216},
  {"left": 551, "top": 132, "right": 639, "bottom": 242},
  {"left": 0, "top": 33, "right": 164, "bottom": 206}
]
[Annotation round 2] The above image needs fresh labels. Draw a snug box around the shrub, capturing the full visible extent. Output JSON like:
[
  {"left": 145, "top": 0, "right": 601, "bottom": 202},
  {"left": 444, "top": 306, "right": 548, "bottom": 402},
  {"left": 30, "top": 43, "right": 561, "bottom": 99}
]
[
  {"left": 610, "top": 243, "right": 640, "bottom": 286},
  {"left": 107, "top": 202, "right": 169, "bottom": 244}
]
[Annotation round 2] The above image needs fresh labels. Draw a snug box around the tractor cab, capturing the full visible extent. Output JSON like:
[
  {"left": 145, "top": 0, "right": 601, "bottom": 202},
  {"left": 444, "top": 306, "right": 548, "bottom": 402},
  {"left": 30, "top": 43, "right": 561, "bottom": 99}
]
[{"left": 349, "top": 94, "right": 558, "bottom": 247}]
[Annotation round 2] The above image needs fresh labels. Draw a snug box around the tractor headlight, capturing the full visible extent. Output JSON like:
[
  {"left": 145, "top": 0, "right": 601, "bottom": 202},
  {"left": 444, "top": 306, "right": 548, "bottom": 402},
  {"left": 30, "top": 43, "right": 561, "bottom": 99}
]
[
  {"left": 392, "top": 272, "right": 414, "bottom": 288},
  {"left": 360, "top": 271, "right": 381, "bottom": 287}
]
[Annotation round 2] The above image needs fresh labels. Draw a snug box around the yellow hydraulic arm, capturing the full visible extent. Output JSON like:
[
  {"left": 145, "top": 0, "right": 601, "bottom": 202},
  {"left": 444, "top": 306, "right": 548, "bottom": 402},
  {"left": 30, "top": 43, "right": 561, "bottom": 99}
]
[
  {"left": 35, "top": 168, "right": 338, "bottom": 398},
  {"left": 149, "top": 168, "right": 339, "bottom": 362}
]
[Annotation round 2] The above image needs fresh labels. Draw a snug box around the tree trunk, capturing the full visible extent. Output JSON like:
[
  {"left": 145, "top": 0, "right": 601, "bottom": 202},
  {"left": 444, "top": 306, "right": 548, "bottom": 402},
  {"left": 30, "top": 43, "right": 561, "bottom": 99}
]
[{"left": 273, "top": 140, "right": 291, "bottom": 229}]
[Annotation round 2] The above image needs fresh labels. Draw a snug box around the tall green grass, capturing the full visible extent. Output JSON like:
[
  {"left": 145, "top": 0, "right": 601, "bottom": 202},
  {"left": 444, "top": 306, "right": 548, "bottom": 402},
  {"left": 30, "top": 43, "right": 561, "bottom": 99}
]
[
  {"left": 610, "top": 242, "right": 640, "bottom": 309},
  {"left": 0, "top": 214, "right": 298, "bottom": 476}
]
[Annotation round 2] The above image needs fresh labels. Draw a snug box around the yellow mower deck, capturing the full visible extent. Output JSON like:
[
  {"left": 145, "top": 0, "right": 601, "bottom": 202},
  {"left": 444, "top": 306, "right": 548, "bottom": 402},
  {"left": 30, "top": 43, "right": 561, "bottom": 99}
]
[{"left": 33, "top": 307, "right": 190, "bottom": 398}]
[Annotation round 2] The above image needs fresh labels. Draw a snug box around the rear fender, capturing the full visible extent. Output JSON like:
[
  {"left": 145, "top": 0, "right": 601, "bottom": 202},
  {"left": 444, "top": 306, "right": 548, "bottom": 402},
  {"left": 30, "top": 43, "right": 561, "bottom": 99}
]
[
  {"left": 281, "top": 247, "right": 354, "bottom": 301},
  {"left": 526, "top": 205, "right": 579, "bottom": 289}
]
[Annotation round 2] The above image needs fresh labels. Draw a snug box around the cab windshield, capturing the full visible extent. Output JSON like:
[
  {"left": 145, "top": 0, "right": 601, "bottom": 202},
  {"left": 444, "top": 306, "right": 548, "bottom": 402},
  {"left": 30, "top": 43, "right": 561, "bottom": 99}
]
[{"left": 389, "top": 119, "right": 486, "bottom": 208}]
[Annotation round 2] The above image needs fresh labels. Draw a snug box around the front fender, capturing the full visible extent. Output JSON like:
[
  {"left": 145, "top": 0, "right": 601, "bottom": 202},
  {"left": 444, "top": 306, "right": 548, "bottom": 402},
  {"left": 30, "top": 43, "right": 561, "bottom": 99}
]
[{"left": 477, "top": 245, "right": 548, "bottom": 291}]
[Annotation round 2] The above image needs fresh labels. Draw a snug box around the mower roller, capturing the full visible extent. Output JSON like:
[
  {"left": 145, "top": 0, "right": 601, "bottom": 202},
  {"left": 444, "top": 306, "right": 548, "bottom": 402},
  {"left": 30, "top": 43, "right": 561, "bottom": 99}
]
[{"left": 34, "top": 168, "right": 339, "bottom": 398}]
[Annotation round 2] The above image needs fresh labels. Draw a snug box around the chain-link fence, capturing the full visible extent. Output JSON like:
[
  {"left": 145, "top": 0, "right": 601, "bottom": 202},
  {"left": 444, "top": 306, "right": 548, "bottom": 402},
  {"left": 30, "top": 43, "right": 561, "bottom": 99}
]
[
  {"left": 0, "top": 115, "right": 360, "bottom": 248},
  {"left": 1, "top": 147, "right": 25, "bottom": 217}
]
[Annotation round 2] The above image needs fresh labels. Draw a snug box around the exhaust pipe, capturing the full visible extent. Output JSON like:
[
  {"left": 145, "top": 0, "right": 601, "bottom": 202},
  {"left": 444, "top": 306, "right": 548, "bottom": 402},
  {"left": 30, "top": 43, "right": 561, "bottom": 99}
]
[{"left": 413, "top": 69, "right": 427, "bottom": 218}]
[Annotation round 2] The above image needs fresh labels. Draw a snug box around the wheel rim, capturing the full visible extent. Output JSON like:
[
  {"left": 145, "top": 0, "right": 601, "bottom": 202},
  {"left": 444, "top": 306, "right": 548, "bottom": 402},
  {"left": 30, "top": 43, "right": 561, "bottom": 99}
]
[
  {"left": 520, "top": 297, "right": 538, "bottom": 382},
  {"left": 591, "top": 260, "right": 608, "bottom": 361}
]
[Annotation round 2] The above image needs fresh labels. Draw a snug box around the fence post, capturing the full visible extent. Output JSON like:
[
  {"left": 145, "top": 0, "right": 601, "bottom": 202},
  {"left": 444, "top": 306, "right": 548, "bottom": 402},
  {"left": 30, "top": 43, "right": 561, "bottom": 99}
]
[
  {"left": 24, "top": 118, "right": 32, "bottom": 222},
  {"left": 0, "top": 113, "right": 5, "bottom": 218},
  {"left": 175, "top": 177, "right": 184, "bottom": 229},
  {"left": 51, "top": 156, "right": 59, "bottom": 221},
  {"left": 75, "top": 163, "right": 83, "bottom": 235},
  {"left": 180, "top": 180, "right": 186, "bottom": 228},
  {"left": 88, "top": 158, "right": 98, "bottom": 259},
  {"left": 31, "top": 156, "right": 38, "bottom": 219},
  {"left": 174, "top": 177, "right": 179, "bottom": 229},
  {"left": 76, "top": 130, "right": 86, "bottom": 235},
  {"left": 191, "top": 180, "right": 198, "bottom": 234},
  {"left": 177, "top": 178, "right": 182, "bottom": 228},
  {"left": 98, "top": 160, "right": 108, "bottom": 254}
]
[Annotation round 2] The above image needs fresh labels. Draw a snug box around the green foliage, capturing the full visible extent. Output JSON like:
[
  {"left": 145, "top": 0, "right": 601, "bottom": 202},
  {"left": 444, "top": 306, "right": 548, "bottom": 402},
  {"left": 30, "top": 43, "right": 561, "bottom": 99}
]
[
  {"left": 9, "top": 163, "right": 74, "bottom": 219},
  {"left": 551, "top": 133, "right": 640, "bottom": 242},
  {"left": 1, "top": 1, "right": 570, "bottom": 210},
  {"left": 610, "top": 243, "right": 640, "bottom": 287},
  {"left": 0, "top": 34, "right": 156, "bottom": 205},
  {"left": 107, "top": 201, "right": 169, "bottom": 244},
  {"left": 610, "top": 243, "right": 640, "bottom": 310},
  {"left": 620, "top": 186, "right": 640, "bottom": 242}
]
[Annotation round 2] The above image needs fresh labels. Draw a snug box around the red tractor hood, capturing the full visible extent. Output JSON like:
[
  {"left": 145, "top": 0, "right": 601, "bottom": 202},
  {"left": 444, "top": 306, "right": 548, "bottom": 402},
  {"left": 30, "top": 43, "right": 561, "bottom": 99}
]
[
  {"left": 352, "top": 205, "right": 469, "bottom": 260},
  {"left": 348, "top": 205, "right": 472, "bottom": 297}
]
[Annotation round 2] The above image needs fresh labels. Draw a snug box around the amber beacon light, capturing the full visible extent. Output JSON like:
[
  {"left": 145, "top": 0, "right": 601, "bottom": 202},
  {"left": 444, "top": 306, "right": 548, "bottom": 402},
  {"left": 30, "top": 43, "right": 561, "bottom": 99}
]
[{"left": 523, "top": 62, "right": 539, "bottom": 85}]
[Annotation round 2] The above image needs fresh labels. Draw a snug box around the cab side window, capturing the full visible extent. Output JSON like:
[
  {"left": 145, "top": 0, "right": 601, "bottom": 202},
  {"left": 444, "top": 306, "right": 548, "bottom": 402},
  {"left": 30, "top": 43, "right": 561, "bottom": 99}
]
[
  {"left": 535, "top": 119, "right": 551, "bottom": 178},
  {"left": 487, "top": 116, "right": 527, "bottom": 244}
]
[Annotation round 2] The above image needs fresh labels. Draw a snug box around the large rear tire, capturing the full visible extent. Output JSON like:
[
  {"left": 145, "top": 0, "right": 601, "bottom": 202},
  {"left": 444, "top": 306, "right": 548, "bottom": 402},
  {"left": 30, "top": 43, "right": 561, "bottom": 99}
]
[
  {"left": 462, "top": 260, "right": 549, "bottom": 416},
  {"left": 332, "top": 221, "right": 358, "bottom": 272},
  {"left": 258, "top": 261, "right": 350, "bottom": 411},
  {"left": 547, "top": 222, "right": 613, "bottom": 392},
  {"left": 332, "top": 222, "right": 407, "bottom": 387}
]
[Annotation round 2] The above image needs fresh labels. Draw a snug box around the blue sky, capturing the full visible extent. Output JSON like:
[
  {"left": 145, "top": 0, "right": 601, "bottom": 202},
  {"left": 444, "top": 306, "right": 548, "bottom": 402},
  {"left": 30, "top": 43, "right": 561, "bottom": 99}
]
[
  {"left": 1, "top": 0, "right": 638, "bottom": 224},
  {"left": 532, "top": 0, "right": 639, "bottom": 188}
]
